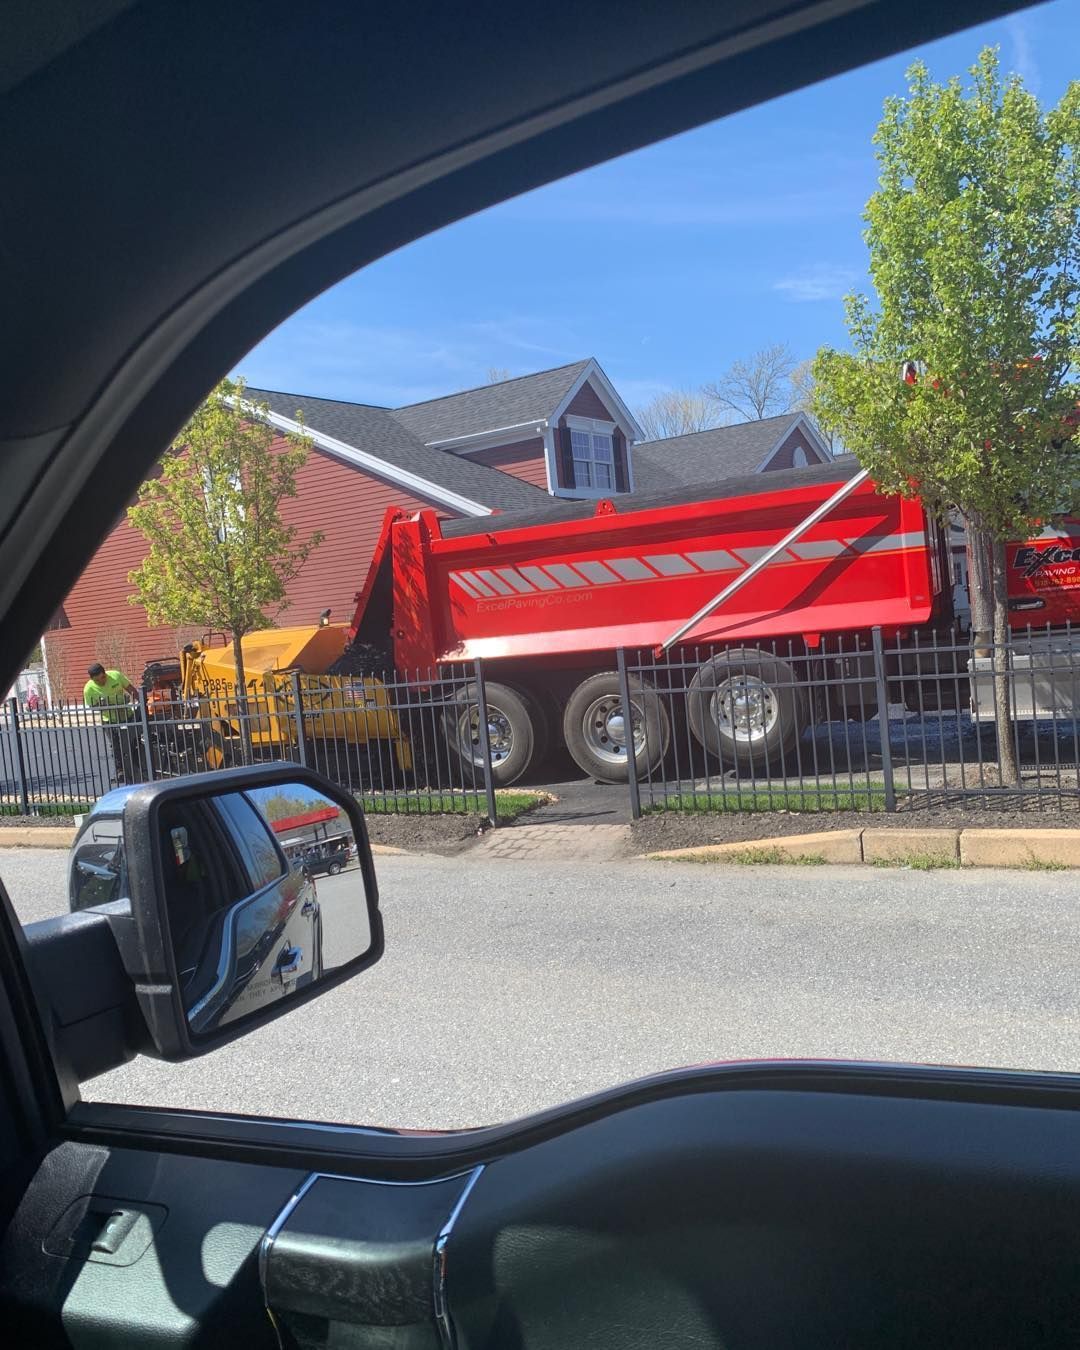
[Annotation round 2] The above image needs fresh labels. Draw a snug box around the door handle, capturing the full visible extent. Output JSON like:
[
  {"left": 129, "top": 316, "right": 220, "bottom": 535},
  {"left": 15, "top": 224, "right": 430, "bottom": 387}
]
[
  {"left": 301, "top": 899, "right": 318, "bottom": 917},
  {"left": 275, "top": 945, "right": 303, "bottom": 979}
]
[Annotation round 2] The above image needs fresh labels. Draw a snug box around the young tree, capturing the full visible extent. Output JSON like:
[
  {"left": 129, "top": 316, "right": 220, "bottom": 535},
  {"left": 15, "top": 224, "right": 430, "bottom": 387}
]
[
  {"left": 128, "top": 378, "right": 324, "bottom": 732},
  {"left": 635, "top": 388, "right": 719, "bottom": 440},
  {"left": 812, "top": 50, "right": 1080, "bottom": 785},
  {"left": 705, "top": 342, "right": 796, "bottom": 422}
]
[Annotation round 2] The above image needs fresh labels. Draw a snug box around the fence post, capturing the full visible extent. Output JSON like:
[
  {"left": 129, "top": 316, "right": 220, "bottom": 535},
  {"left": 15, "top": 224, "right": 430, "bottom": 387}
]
[
  {"left": 136, "top": 686, "right": 155, "bottom": 781},
  {"left": 8, "top": 697, "right": 29, "bottom": 815},
  {"left": 871, "top": 627, "right": 897, "bottom": 813},
  {"left": 289, "top": 670, "right": 309, "bottom": 768},
  {"left": 616, "top": 647, "right": 641, "bottom": 821},
  {"left": 472, "top": 659, "right": 498, "bottom": 827}
]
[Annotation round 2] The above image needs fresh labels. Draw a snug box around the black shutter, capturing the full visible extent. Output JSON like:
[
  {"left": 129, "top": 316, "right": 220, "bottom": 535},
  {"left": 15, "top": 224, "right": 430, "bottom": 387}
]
[
  {"left": 612, "top": 427, "right": 628, "bottom": 493},
  {"left": 558, "top": 424, "right": 575, "bottom": 489}
]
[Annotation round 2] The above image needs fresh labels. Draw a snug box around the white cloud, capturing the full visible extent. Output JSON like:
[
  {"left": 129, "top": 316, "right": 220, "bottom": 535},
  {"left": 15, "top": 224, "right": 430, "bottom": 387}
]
[
  {"left": 773, "top": 263, "right": 859, "bottom": 303},
  {"left": 237, "top": 315, "right": 580, "bottom": 407},
  {"left": 1006, "top": 13, "right": 1041, "bottom": 94}
]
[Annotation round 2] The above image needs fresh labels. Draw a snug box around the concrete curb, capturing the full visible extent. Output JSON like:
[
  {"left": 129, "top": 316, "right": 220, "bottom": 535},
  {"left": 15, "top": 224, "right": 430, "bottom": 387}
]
[
  {"left": 0, "top": 827, "right": 77, "bottom": 849},
  {"left": 0, "top": 827, "right": 406, "bottom": 857},
  {"left": 645, "top": 826, "right": 1080, "bottom": 868}
]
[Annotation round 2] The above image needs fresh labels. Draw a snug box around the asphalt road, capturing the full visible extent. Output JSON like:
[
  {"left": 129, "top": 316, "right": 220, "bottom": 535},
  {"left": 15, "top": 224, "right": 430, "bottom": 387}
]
[{"left": 6, "top": 847, "right": 1080, "bottom": 1130}]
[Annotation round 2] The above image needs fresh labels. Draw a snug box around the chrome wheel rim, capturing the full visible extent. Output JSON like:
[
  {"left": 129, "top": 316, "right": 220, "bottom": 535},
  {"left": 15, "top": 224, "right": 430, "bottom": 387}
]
[
  {"left": 582, "top": 693, "right": 645, "bottom": 767},
  {"left": 457, "top": 704, "right": 514, "bottom": 767},
  {"left": 710, "top": 674, "right": 778, "bottom": 744}
]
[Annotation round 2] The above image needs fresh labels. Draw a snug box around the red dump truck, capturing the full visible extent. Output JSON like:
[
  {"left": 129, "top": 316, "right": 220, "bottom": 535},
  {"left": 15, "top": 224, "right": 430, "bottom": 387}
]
[{"left": 341, "top": 457, "right": 1080, "bottom": 785}]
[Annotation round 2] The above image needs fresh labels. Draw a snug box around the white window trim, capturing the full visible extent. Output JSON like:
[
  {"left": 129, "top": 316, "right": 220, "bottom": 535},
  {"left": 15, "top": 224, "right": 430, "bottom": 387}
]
[
  {"left": 565, "top": 414, "right": 615, "bottom": 435},
  {"left": 546, "top": 359, "right": 639, "bottom": 496},
  {"left": 566, "top": 417, "right": 617, "bottom": 495}
]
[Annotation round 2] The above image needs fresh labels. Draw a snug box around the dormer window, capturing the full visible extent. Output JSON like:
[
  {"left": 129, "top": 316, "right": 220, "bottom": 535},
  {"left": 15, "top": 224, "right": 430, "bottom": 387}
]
[{"left": 569, "top": 423, "right": 615, "bottom": 490}]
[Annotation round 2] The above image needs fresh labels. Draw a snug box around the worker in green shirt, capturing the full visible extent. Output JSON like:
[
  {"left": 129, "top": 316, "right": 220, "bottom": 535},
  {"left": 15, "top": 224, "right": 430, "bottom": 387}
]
[{"left": 84, "top": 662, "right": 140, "bottom": 785}]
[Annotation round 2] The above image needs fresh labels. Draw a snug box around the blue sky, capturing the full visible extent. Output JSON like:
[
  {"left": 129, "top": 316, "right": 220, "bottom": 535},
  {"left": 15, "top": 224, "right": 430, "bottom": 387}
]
[{"left": 241, "top": 2, "right": 1077, "bottom": 416}]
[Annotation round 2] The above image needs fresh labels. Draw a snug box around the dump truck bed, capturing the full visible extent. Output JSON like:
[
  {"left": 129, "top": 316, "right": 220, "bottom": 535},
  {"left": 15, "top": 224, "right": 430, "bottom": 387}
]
[{"left": 362, "top": 460, "right": 940, "bottom": 671}]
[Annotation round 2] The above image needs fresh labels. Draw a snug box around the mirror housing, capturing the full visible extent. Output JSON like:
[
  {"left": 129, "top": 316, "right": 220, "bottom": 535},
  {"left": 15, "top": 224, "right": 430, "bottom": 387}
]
[{"left": 101, "top": 763, "right": 382, "bottom": 1060}]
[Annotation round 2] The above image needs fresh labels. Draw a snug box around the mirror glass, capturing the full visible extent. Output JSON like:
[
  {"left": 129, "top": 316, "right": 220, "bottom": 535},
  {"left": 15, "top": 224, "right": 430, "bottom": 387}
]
[{"left": 156, "top": 781, "right": 372, "bottom": 1036}]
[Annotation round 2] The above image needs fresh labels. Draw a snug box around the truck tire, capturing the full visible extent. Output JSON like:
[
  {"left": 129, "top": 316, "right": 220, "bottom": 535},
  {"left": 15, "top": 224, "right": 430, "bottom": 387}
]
[
  {"left": 687, "top": 648, "right": 804, "bottom": 769},
  {"left": 444, "top": 681, "right": 536, "bottom": 787},
  {"left": 562, "top": 672, "right": 669, "bottom": 783},
  {"left": 510, "top": 683, "right": 550, "bottom": 770}
]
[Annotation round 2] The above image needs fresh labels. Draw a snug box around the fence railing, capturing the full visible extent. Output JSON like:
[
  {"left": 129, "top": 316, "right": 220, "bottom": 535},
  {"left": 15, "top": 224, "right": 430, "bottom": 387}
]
[
  {"left": 0, "top": 662, "right": 500, "bottom": 822},
  {"left": 621, "top": 624, "right": 1080, "bottom": 818},
  {"left": 5, "top": 627, "right": 1080, "bottom": 823}
]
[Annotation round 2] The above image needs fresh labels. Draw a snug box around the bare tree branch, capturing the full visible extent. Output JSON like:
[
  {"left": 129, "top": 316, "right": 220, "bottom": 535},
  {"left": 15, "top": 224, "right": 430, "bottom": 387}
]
[
  {"left": 704, "top": 343, "right": 797, "bottom": 422},
  {"left": 634, "top": 389, "right": 720, "bottom": 441}
]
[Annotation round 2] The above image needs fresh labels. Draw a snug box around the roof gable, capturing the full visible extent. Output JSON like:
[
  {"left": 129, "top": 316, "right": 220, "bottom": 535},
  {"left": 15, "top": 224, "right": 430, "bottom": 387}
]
[
  {"left": 631, "top": 413, "right": 812, "bottom": 492},
  {"left": 390, "top": 360, "right": 590, "bottom": 444}
]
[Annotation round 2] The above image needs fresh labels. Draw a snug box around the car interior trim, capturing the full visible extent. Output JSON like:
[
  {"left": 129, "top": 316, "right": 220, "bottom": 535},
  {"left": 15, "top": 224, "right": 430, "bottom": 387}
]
[
  {"left": 259, "top": 1166, "right": 485, "bottom": 1348},
  {"left": 66, "top": 1058, "right": 1080, "bottom": 1179},
  {"left": 434, "top": 1165, "right": 485, "bottom": 1350}
]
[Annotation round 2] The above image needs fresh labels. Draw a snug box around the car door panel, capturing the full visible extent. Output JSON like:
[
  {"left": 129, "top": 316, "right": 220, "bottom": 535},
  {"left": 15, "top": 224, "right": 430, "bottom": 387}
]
[
  {"left": 16, "top": 1077, "right": 1077, "bottom": 1349},
  {"left": 2, "top": 1139, "right": 303, "bottom": 1349}
]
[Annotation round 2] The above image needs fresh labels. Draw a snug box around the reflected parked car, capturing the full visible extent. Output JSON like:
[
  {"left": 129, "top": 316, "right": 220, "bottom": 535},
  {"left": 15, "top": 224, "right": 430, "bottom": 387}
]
[{"left": 69, "top": 786, "right": 323, "bottom": 1033}]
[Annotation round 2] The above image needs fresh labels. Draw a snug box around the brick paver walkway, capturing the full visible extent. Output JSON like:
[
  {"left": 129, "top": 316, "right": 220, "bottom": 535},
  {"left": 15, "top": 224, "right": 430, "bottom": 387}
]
[{"left": 470, "top": 822, "right": 630, "bottom": 861}]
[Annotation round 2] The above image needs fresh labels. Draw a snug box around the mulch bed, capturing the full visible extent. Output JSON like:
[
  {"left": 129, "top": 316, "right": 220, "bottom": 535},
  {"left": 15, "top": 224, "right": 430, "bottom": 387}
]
[{"left": 365, "top": 811, "right": 489, "bottom": 855}]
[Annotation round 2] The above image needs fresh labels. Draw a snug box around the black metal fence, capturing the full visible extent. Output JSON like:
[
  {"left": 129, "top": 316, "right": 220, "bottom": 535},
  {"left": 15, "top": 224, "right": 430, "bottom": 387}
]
[
  {"left": 0, "top": 662, "right": 499, "bottom": 822},
  {"left": 620, "top": 625, "right": 1080, "bottom": 817},
  {"left": 6, "top": 627, "right": 1080, "bottom": 823}
]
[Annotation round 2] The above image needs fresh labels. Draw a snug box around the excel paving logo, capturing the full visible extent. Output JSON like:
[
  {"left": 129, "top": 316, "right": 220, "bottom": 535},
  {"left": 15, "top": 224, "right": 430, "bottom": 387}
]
[{"left": 1013, "top": 544, "right": 1080, "bottom": 578}]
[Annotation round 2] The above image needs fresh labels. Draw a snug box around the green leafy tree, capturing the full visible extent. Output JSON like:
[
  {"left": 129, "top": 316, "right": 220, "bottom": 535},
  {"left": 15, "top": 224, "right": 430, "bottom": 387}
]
[
  {"left": 812, "top": 49, "right": 1080, "bottom": 784},
  {"left": 128, "top": 378, "right": 324, "bottom": 734}
]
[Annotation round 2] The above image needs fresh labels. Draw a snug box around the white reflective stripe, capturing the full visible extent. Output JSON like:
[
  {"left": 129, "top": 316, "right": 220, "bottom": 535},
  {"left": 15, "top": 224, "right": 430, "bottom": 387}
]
[
  {"left": 452, "top": 572, "right": 484, "bottom": 598},
  {"left": 496, "top": 568, "right": 535, "bottom": 593},
  {"left": 842, "top": 530, "right": 926, "bottom": 554},
  {"left": 645, "top": 554, "right": 696, "bottom": 576},
  {"left": 475, "top": 569, "right": 513, "bottom": 595},
  {"left": 730, "top": 546, "right": 771, "bottom": 565},
  {"left": 606, "top": 557, "right": 656, "bottom": 581},
  {"left": 686, "top": 549, "right": 739, "bottom": 572},
  {"left": 517, "top": 565, "right": 559, "bottom": 591},
  {"left": 459, "top": 570, "right": 496, "bottom": 596},
  {"left": 788, "top": 539, "right": 845, "bottom": 560},
  {"left": 575, "top": 560, "right": 620, "bottom": 585},
  {"left": 544, "top": 563, "right": 589, "bottom": 588}
]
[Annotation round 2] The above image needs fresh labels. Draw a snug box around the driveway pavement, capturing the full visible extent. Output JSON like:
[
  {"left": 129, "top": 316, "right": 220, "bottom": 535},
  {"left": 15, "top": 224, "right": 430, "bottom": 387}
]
[{"left": 7, "top": 847, "right": 1080, "bottom": 1131}]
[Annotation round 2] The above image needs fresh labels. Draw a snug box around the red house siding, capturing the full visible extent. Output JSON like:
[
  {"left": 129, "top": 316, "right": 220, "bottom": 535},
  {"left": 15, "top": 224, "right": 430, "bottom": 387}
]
[
  {"left": 467, "top": 437, "right": 548, "bottom": 489},
  {"left": 763, "top": 427, "right": 823, "bottom": 470},
  {"left": 564, "top": 381, "right": 614, "bottom": 421},
  {"left": 43, "top": 438, "right": 455, "bottom": 696}
]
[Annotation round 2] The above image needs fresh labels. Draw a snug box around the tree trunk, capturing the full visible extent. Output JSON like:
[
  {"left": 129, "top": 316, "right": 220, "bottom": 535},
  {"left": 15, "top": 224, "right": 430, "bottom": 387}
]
[
  {"left": 232, "top": 630, "right": 254, "bottom": 765},
  {"left": 990, "top": 538, "right": 1019, "bottom": 788},
  {"left": 965, "top": 513, "right": 993, "bottom": 656}
]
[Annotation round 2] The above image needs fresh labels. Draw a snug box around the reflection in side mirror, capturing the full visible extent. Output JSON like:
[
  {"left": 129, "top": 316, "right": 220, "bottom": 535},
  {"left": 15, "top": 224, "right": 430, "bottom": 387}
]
[
  {"left": 114, "top": 764, "right": 381, "bottom": 1059},
  {"left": 165, "top": 782, "right": 371, "bottom": 1037}
]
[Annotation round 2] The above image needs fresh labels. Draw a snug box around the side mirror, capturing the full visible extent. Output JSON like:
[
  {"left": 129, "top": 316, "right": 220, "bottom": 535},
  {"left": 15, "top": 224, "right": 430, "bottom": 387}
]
[{"left": 110, "top": 764, "right": 382, "bottom": 1058}]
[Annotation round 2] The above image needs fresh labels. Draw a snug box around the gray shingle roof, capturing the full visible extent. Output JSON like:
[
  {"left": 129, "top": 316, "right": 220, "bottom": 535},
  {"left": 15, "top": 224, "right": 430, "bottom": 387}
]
[
  {"left": 390, "top": 359, "right": 590, "bottom": 444},
  {"left": 247, "top": 387, "right": 548, "bottom": 513},
  {"left": 631, "top": 413, "right": 805, "bottom": 492}
]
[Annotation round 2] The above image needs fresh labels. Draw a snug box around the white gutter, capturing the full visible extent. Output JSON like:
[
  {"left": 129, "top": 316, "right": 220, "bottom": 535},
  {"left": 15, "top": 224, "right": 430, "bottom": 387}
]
[
  {"left": 427, "top": 419, "right": 548, "bottom": 449},
  {"left": 241, "top": 402, "right": 493, "bottom": 517}
]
